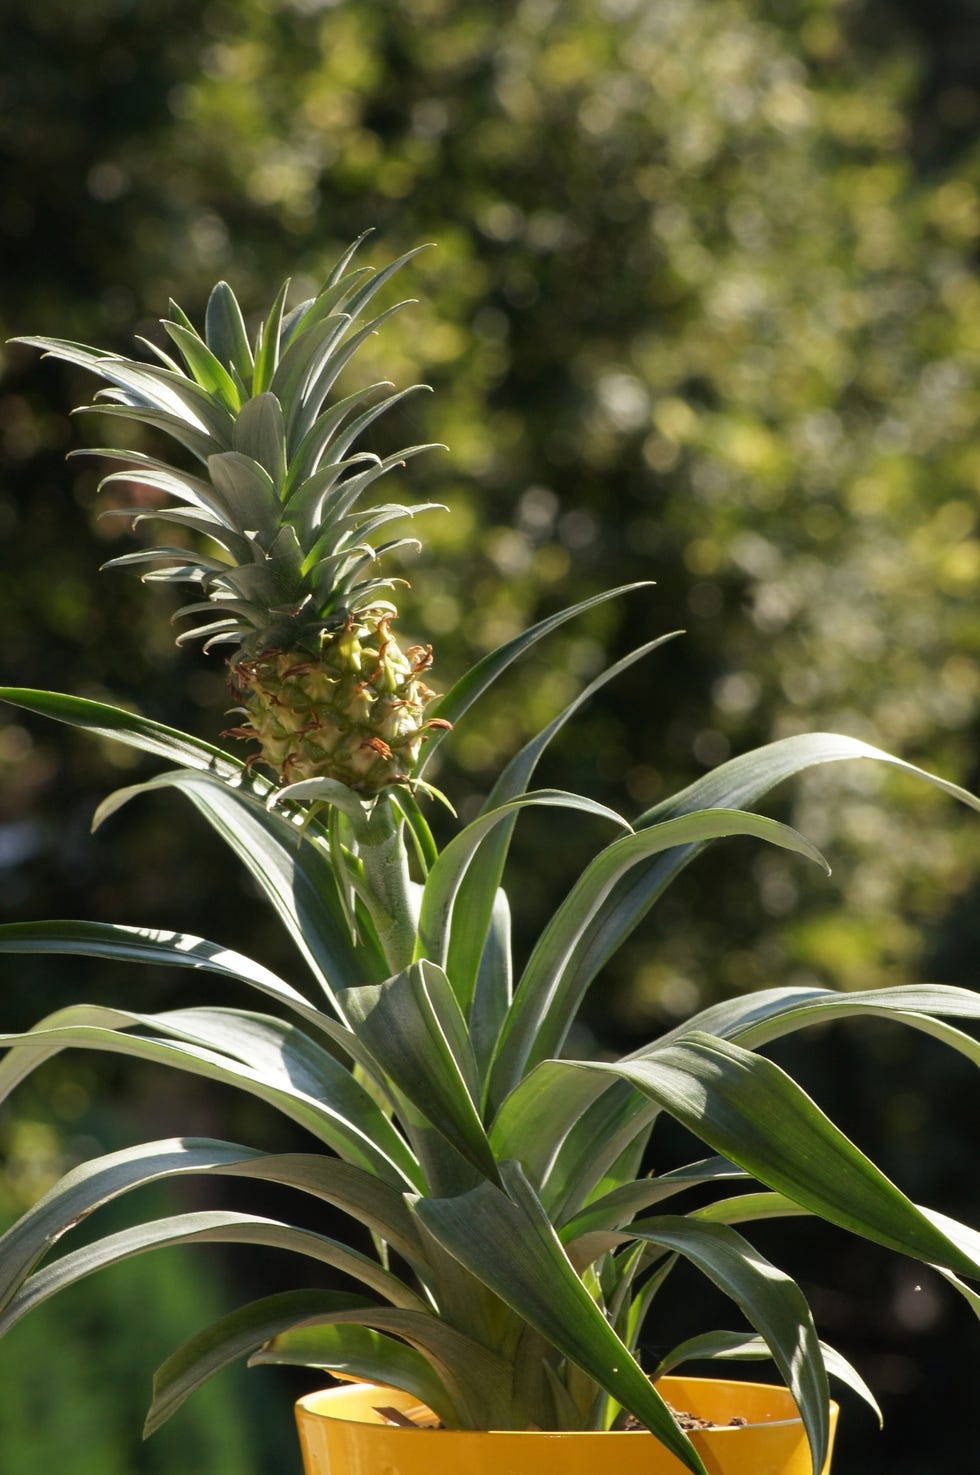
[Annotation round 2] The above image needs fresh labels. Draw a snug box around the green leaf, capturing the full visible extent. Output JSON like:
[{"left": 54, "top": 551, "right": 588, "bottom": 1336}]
[
  {"left": 489, "top": 809, "right": 828, "bottom": 1105},
  {"left": 537, "top": 1080, "right": 657, "bottom": 1220},
  {"left": 103, "top": 503, "right": 253, "bottom": 563},
  {"left": 642, "top": 731, "right": 980, "bottom": 828},
  {"left": 690, "top": 1191, "right": 811, "bottom": 1227},
  {"left": 101, "top": 545, "right": 230, "bottom": 577},
  {"left": 0, "top": 688, "right": 245, "bottom": 782},
  {"left": 706, "top": 983, "right": 980, "bottom": 1067},
  {"left": 920, "top": 1206, "right": 980, "bottom": 1280},
  {"left": 559, "top": 1159, "right": 751, "bottom": 1243},
  {"left": 206, "top": 451, "right": 281, "bottom": 540},
  {"left": 572, "top": 1137, "right": 660, "bottom": 1265},
  {"left": 0, "top": 1011, "right": 419, "bottom": 1187},
  {"left": 251, "top": 278, "right": 290, "bottom": 394},
  {"left": 231, "top": 391, "right": 287, "bottom": 487},
  {"left": 629, "top": 1216, "right": 829, "bottom": 1473},
  {"left": 271, "top": 312, "right": 352, "bottom": 439},
  {"left": 0, "top": 1138, "right": 262, "bottom": 1311},
  {"left": 324, "top": 230, "right": 375, "bottom": 290},
  {"left": 340, "top": 961, "right": 497, "bottom": 1185},
  {"left": 490, "top": 1066, "right": 641, "bottom": 1203},
  {"left": 252, "top": 1322, "right": 459, "bottom": 1424},
  {"left": 94, "top": 449, "right": 244, "bottom": 526},
  {"left": 90, "top": 767, "right": 384, "bottom": 1006},
  {"left": 545, "top": 981, "right": 980, "bottom": 1229},
  {"left": 135, "top": 332, "right": 183, "bottom": 372},
  {"left": 417, "top": 788, "right": 632, "bottom": 1000},
  {"left": 0, "top": 1136, "right": 429, "bottom": 1315},
  {"left": 446, "top": 635, "right": 681, "bottom": 1012},
  {"left": 287, "top": 1306, "right": 518, "bottom": 1429},
  {"left": 388, "top": 785, "right": 440, "bottom": 875},
  {"left": 412, "top": 1163, "right": 707, "bottom": 1472},
  {"left": 78, "top": 399, "right": 219, "bottom": 462},
  {"left": 270, "top": 777, "right": 371, "bottom": 835},
  {"left": 15, "top": 334, "right": 236, "bottom": 444},
  {"left": 286, "top": 255, "right": 375, "bottom": 344},
  {"left": 0, "top": 918, "right": 353, "bottom": 1045},
  {"left": 586, "top": 1035, "right": 980, "bottom": 1279},
  {"left": 342, "top": 243, "right": 432, "bottom": 322},
  {"left": 0, "top": 1210, "right": 424, "bottom": 1341},
  {"left": 327, "top": 382, "right": 431, "bottom": 465},
  {"left": 653, "top": 1332, "right": 882, "bottom": 1426},
  {"left": 320, "top": 445, "right": 438, "bottom": 540},
  {"left": 215, "top": 1151, "right": 427, "bottom": 1267},
  {"left": 204, "top": 280, "right": 254, "bottom": 382},
  {"left": 563, "top": 733, "right": 980, "bottom": 1021},
  {"left": 417, "top": 583, "right": 654, "bottom": 775},
  {"left": 162, "top": 320, "right": 242, "bottom": 412},
  {"left": 146, "top": 1290, "right": 377, "bottom": 1435},
  {"left": 281, "top": 450, "right": 380, "bottom": 539},
  {"left": 294, "top": 301, "right": 416, "bottom": 445},
  {"left": 142, "top": 1003, "right": 402, "bottom": 1139},
  {"left": 150, "top": 1293, "right": 516, "bottom": 1434},
  {"left": 469, "top": 887, "right": 513, "bottom": 1078},
  {"left": 287, "top": 445, "right": 437, "bottom": 562},
  {"left": 284, "top": 380, "right": 393, "bottom": 493}
]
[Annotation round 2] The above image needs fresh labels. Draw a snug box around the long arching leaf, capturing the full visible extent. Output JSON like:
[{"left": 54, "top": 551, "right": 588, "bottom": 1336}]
[
  {"left": 0, "top": 1210, "right": 424, "bottom": 1340},
  {"left": 91, "top": 768, "right": 384, "bottom": 1007},
  {"left": 693, "top": 983, "right": 980, "bottom": 1064},
  {"left": 252, "top": 1321, "right": 457, "bottom": 1422},
  {"left": 412, "top": 1162, "right": 707, "bottom": 1474},
  {"left": 558, "top": 734, "right": 980, "bottom": 1028},
  {"left": 0, "top": 1011, "right": 420, "bottom": 1188},
  {"left": 147, "top": 1292, "right": 516, "bottom": 1434},
  {"left": 0, "top": 1137, "right": 427, "bottom": 1313},
  {"left": 0, "top": 688, "right": 245, "bottom": 781},
  {"left": 417, "top": 789, "right": 632, "bottom": 993},
  {"left": 496, "top": 981, "right": 980, "bottom": 1222},
  {"left": 0, "top": 920, "right": 344, "bottom": 1043},
  {"left": 581, "top": 1036, "right": 980, "bottom": 1279},
  {"left": 629, "top": 1216, "right": 830, "bottom": 1475},
  {"left": 340, "top": 961, "right": 497, "bottom": 1186},
  {"left": 652, "top": 1332, "right": 882, "bottom": 1425},
  {"left": 145, "top": 1291, "right": 380, "bottom": 1434},
  {"left": 489, "top": 809, "right": 828, "bottom": 1106},
  {"left": 446, "top": 635, "right": 681, "bottom": 1010},
  {"left": 416, "top": 583, "right": 654, "bottom": 774}
]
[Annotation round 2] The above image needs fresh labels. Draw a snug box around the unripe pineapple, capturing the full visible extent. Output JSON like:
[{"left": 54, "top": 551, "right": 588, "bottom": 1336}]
[
  {"left": 17, "top": 238, "right": 449, "bottom": 794},
  {"left": 227, "top": 604, "right": 441, "bottom": 790}
]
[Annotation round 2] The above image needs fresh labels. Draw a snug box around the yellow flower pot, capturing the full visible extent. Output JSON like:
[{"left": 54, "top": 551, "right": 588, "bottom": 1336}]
[{"left": 295, "top": 1375, "right": 839, "bottom": 1475}]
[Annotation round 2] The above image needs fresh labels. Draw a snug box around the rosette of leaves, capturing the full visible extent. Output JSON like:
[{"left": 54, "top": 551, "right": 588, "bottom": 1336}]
[{"left": 2, "top": 248, "right": 980, "bottom": 1475}]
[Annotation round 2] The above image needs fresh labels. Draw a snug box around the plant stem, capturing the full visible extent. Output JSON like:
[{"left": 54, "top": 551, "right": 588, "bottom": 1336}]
[{"left": 359, "top": 798, "right": 417, "bottom": 974}]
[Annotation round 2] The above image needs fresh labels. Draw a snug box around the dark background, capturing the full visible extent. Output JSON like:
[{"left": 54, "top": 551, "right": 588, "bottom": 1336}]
[{"left": 1, "top": 2, "right": 978, "bottom": 1470}]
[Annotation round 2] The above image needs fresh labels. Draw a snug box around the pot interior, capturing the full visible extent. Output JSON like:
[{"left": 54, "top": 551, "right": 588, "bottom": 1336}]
[{"left": 295, "top": 1376, "right": 839, "bottom": 1475}]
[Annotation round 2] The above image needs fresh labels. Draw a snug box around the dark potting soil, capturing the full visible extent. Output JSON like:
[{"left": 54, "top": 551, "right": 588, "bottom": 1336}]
[
  {"left": 624, "top": 1403, "right": 748, "bottom": 1432},
  {"left": 374, "top": 1403, "right": 749, "bottom": 1432}
]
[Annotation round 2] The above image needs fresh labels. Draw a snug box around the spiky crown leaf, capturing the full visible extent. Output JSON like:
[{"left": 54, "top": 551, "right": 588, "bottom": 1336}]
[{"left": 15, "top": 235, "right": 442, "bottom": 659}]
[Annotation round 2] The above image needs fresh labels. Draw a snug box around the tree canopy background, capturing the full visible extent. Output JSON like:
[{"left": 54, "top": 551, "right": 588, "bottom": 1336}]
[{"left": 1, "top": 2, "right": 978, "bottom": 1471}]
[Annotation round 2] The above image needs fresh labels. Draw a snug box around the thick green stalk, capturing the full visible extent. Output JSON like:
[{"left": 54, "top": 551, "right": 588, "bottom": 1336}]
[{"left": 358, "top": 800, "right": 418, "bottom": 974}]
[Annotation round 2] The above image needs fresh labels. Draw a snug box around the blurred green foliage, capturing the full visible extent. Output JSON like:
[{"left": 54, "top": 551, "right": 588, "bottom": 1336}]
[{"left": 1, "top": 1, "right": 979, "bottom": 1471}]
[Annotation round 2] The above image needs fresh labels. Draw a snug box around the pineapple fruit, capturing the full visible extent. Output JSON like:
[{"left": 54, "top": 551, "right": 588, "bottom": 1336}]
[
  {"left": 226, "top": 607, "right": 440, "bottom": 791},
  {"left": 17, "top": 237, "right": 448, "bottom": 794}
]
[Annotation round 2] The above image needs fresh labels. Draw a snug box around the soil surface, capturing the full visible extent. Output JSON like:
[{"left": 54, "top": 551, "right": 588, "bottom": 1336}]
[
  {"left": 375, "top": 1403, "right": 749, "bottom": 1432},
  {"left": 625, "top": 1403, "right": 748, "bottom": 1432}
]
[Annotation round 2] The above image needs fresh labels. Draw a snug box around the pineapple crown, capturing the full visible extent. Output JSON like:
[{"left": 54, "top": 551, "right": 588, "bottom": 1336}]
[{"left": 15, "top": 234, "right": 443, "bottom": 659}]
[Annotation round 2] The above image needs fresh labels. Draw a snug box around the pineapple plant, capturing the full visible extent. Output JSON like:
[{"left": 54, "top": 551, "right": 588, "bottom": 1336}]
[
  {"left": 2, "top": 239, "right": 980, "bottom": 1475},
  {"left": 18, "top": 234, "right": 447, "bottom": 795}
]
